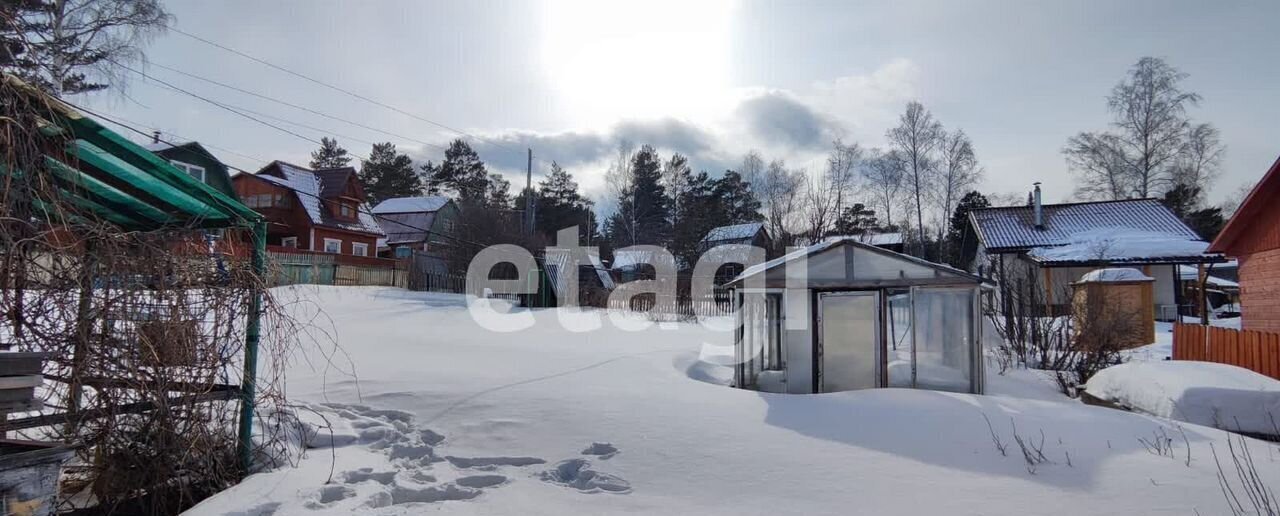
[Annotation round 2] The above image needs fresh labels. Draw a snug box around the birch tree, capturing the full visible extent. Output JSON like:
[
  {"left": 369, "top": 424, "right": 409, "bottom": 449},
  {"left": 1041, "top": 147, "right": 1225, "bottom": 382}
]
[
  {"left": 1064, "top": 57, "right": 1223, "bottom": 200},
  {"left": 934, "top": 129, "right": 982, "bottom": 257},
  {"left": 4, "top": 0, "right": 171, "bottom": 95},
  {"left": 861, "top": 148, "right": 904, "bottom": 230},
  {"left": 887, "top": 101, "right": 942, "bottom": 257}
]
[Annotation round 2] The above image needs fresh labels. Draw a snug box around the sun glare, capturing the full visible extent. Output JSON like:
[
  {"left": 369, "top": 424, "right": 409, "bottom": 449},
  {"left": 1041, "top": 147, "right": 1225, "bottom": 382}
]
[{"left": 540, "top": 0, "right": 735, "bottom": 127}]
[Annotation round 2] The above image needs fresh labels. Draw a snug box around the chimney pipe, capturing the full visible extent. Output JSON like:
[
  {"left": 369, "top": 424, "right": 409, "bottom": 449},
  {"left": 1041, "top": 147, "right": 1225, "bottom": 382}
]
[
  {"left": 151, "top": 130, "right": 161, "bottom": 144},
  {"left": 1033, "top": 182, "right": 1044, "bottom": 230}
]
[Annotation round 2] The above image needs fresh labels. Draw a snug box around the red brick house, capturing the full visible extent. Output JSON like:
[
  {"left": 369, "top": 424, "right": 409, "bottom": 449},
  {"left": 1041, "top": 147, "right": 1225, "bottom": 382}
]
[
  {"left": 232, "top": 161, "right": 384, "bottom": 256},
  {"left": 1209, "top": 156, "right": 1280, "bottom": 332}
]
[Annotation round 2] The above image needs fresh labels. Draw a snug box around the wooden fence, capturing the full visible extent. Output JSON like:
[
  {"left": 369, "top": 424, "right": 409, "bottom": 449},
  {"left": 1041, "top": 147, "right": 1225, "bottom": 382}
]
[
  {"left": 1172, "top": 323, "right": 1280, "bottom": 380},
  {"left": 605, "top": 289, "right": 736, "bottom": 318}
]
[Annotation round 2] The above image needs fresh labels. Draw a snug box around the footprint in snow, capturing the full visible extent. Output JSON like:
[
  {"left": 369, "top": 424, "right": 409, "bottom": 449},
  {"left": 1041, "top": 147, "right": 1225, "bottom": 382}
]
[
  {"left": 539, "top": 458, "right": 631, "bottom": 494},
  {"left": 581, "top": 442, "right": 619, "bottom": 459}
]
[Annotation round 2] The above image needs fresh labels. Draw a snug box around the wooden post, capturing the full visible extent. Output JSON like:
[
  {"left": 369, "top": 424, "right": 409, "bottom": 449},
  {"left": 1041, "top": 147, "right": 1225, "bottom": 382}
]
[
  {"left": 1198, "top": 263, "right": 1209, "bottom": 325},
  {"left": 1043, "top": 267, "right": 1054, "bottom": 316}
]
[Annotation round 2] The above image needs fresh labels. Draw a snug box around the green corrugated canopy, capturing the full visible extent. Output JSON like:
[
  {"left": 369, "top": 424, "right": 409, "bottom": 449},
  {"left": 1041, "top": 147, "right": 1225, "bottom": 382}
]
[{"left": 3, "top": 74, "right": 262, "bottom": 231}]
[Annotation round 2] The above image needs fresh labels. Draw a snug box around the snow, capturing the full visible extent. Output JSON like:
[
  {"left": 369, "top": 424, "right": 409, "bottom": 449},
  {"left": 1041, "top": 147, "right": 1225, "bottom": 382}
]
[
  {"left": 833, "top": 232, "right": 903, "bottom": 246},
  {"left": 1076, "top": 267, "right": 1154, "bottom": 283},
  {"left": 1085, "top": 361, "right": 1280, "bottom": 435},
  {"left": 700, "top": 222, "right": 763, "bottom": 243},
  {"left": 188, "top": 286, "right": 1280, "bottom": 515},
  {"left": 371, "top": 196, "right": 450, "bottom": 215},
  {"left": 256, "top": 163, "right": 323, "bottom": 224},
  {"left": 1177, "top": 265, "right": 1240, "bottom": 288},
  {"left": 1028, "top": 228, "right": 1212, "bottom": 263}
]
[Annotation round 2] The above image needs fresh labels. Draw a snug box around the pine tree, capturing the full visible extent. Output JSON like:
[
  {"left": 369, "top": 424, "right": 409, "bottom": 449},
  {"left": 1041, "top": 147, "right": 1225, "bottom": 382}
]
[
  {"left": 358, "top": 142, "right": 421, "bottom": 206},
  {"left": 607, "top": 145, "right": 670, "bottom": 247},
  {"left": 712, "top": 170, "right": 764, "bottom": 224},
  {"left": 422, "top": 139, "right": 490, "bottom": 204},
  {"left": 945, "top": 191, "right": 990, "bottom": 268},
  {"left": 310, "top": 137, "right": 352, "bottom": 169},
  {"left": 534, "top": 162, "right": 596, "bottom": 243},
  {"left": 833, "top": 204, "right": 879, "bottom": 236}
]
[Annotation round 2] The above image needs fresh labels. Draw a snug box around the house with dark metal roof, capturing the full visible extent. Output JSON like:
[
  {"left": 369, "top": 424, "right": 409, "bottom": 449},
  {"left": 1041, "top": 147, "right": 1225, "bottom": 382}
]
[
  {"left": 968, "top": 184, "right": 1221, "bottom": 318},
  {"left": 1209, "top": 155, "right": 1280, "bottom": 332},
  {"left": 370, "top": 196, "right": 459, "bottom": 259},
  {"left": 698, "top": 222, "right": 770, "bottom": 251},
  {"left": 143, "top": 139, "right": 238, "bottom": 199},
  {"left": 231, "top": 161, "right": 384, "bottom": 256}
]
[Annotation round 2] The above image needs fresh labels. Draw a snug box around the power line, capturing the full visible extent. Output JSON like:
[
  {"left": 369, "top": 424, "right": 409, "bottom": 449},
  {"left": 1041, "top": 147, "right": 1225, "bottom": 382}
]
[
  {"left": 167, "top": 26, "right": 537, "bottom": 161},
  {"left": 142, "top": 61, "right": 445, "bottom": 151}
]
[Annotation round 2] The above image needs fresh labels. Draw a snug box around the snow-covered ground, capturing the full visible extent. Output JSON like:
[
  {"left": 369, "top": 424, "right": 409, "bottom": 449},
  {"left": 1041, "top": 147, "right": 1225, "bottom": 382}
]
[
  {"left": 188, "top": 286, "right": 1279, "bottom": 516},
  {"left": 1085, "top": 361, "right": 1280, "bottom": 435}
]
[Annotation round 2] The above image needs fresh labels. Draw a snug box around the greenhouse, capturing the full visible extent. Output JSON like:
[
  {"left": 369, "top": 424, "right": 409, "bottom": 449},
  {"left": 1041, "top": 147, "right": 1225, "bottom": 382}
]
[{"left": 727, "top": 238, "right": 992, "bottom": 395}]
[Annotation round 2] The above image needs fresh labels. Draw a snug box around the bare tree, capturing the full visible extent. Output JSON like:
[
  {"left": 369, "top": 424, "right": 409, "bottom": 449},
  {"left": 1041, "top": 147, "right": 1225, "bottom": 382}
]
[
  {"left": 934, "top": 129, "right": 982, "bottom": 258},
  {"left": 604, "top": 140, "right": 637, "bottom": 243},
  {"left": 802, "top": 139, "right": 863, "bottom": 241},
  {"left": 1064, "top": 57, "right": 1220, "bottom": 200},
  {"left": 757, "top": 159, "right": 805, "bottom": 252},
  {"left": 887, "top": 101, "right": 943, "bottom": 257},
  {"left": 6, "top": 0, "right": 171, "bottom": 96},
  {"left": 1170, "top": 122, "right": 1225, "bottom": 199},
  {"left": 861, "top": 148, "right": 905, "bottom": 229}
]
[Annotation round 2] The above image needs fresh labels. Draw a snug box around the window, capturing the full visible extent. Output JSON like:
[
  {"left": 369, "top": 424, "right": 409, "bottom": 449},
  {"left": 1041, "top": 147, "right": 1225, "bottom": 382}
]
[
  {"left": 323, "top": 238, "right": 342, "bottom": 254},
  {"left": 281, "top": 237, "right": 298, "bottom": 248},
  {"left": 170, "top": 160, "right": 206, "bottom": 183},
  {"left": 764, "top": 293, "right": 783, "bottom": 371},
  {"left": 339, "top": 203, "right": 355, "bottom": 218},
  {"left": 352, "top": 242, "right": 369, "bottom": 257}
]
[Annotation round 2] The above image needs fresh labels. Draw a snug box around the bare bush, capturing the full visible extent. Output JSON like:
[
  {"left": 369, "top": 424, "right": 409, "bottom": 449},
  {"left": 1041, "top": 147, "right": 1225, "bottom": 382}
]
[{"left": 1212, "top": 434, "right": 1280, "bottom": 516}]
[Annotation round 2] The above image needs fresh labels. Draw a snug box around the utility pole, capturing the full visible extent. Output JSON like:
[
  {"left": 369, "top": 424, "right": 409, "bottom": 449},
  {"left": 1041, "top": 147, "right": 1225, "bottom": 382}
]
[{"left": 525, "top": 148, "right": 535, "bottom": 235}]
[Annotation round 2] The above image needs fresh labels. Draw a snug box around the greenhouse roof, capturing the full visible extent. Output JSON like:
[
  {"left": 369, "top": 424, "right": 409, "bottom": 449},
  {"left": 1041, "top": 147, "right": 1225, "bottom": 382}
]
[{"left": 3, "top": 75, "right": 261, "bottom": 231}]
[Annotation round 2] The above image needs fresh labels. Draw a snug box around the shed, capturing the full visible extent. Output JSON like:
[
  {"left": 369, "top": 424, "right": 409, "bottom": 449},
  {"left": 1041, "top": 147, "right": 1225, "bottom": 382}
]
[
  {"left": 1071, "top": 268, "right": 1156, "bottom": 348},
  {"left": 1209, "top": 155, "right": 1280, "bottom": 332},
  {"left": 727, "top": 238, "right": 991, "bottom": 395}
]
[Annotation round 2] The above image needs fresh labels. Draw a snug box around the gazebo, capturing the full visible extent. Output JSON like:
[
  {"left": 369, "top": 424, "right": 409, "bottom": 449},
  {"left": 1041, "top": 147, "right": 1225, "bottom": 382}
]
[{"left": 727, "top": 238, "right": 993, "bottom": 395}]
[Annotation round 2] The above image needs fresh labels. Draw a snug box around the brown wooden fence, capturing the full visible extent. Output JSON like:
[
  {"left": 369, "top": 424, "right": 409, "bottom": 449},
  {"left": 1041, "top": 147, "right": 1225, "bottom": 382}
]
[{"left": 1172, "top": 323, "right": 1280, "bottom": 379}]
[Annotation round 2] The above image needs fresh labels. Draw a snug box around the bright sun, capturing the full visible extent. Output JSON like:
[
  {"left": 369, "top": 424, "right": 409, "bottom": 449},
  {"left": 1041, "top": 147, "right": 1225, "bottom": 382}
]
[{"left": 540, "top": 0, "right": 735, "bottom": 127}]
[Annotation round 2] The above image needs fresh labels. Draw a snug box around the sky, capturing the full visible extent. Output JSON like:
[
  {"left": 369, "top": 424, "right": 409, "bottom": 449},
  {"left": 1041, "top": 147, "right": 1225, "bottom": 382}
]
[{"left": 84, "top": 0, "right": 1280, "bottom": 210}]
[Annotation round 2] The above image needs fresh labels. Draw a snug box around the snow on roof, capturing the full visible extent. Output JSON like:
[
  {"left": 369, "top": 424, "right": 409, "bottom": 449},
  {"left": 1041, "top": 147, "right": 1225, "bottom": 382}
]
[
  {"left": 732, "top": 237, "right": 986, "bottom": 286},
  {"left": 1075, "top": 268, "right": 1153, "bottom": 283},
  {"left": 254, "top": 161, "right": 383, "bottom": 235},
  {"left": 1177, "top": 265, "right": 1240, "bottom": 288},
  {"left": 701, "top": 222, "right": 764, "bottom": 243},
  {"left": 1027, "top": 227, "right": 1212, "bottom": 264},
  {"left": 142, "top": 141, "right": 176, "bottom": 152},
  {"left": 971, "top": 199, "right": 1200, "bottom": 251},
  {"left": 372, "top": 196, "right": 450, "bottom": 214},
  {"left": 828, "top": 232, "right": 903, "bottom": 246},
  {"left": 611, "top": 248, "right": 676, "bottom": 271}
]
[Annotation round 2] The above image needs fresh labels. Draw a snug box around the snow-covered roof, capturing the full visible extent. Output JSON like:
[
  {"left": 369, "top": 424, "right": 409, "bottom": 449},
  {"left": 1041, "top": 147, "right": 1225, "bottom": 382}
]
[
  {"left": 142, "top": 141, "right": 176, "bottom": 152},
  {"left": 1177, "top": 265, "right": 1240, "bottom": 288},
  {"left": 970, "top": 199, "right": 1201, "bottom": 252},
  {"left": 372, "top": 196, "right": 450, "bottom": 214},
  {"left": 733, "top": 237, "right": 988, "bottom": 286},
  {"left": 611, "top": 248, "right": 676, "bottom": 271},
  {"left": 1026, "top": 228, "right": 1213, "bottom": 265},
  {"left": 1075, "top": 268, "right": 1153, "bottom": 284},
  {"left": 701, "top": 222, "right": 764, "bottom": 244},
  {"left": 252, "top": 161, "right": 383, "bottom": 235},
  {"left": 829, "top": 232, "right": 903, "bottom": 246}
]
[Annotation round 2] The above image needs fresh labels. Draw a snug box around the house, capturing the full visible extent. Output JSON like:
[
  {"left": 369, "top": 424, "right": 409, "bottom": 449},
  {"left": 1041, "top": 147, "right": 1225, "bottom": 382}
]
[
  {"left": 968, "top": 185, "right": 1222, "bottom": 319},
  {"left": 231, "top": 161, "right": 383, "bottom": 256},
  {"left": 143, "top": 139, "right": 238, "bottom": 199},
  {"left": 1208, "top": 156, "right": 1280, "bottom": 332},
  {"left": 829, "top": 232, "right": 904, "bottom": 253},
  {"left": 727, "top": 238, "right": 991, "bottom": 395},
  {"left": 698, "top": 222, "right": 771, "bottom": 252},
  {"left": 698, "top": 222, "right": 771, "bottom": 283},
  {"left": 369, "top": 196, "right": 459, "bottom": 259}
]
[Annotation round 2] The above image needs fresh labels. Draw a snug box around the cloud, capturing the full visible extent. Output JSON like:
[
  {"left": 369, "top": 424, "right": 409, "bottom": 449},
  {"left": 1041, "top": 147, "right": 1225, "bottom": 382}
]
[
  {"left": 407, "top": 59, "right": 921, "bottom": 198},
  {"left": 732, "top": 91, "right": 839, "bottom": 150}
]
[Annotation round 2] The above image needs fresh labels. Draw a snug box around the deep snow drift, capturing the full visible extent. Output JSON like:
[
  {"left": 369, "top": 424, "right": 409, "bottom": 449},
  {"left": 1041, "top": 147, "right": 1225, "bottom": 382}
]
[
  {"left": 187, "top": 287, "right": 1279, "bottom": 515},
  {"left": 1086, "top": 361, "right": 1280, "bottom": 435}
]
